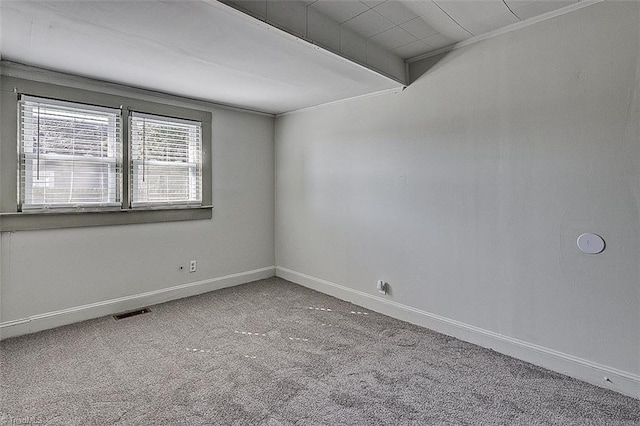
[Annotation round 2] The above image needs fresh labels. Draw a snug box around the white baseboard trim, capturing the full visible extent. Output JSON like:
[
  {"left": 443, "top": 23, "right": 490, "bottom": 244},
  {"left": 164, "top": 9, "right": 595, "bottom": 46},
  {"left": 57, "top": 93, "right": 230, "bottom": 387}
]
[
  {"left": 276, "top": 266, "right": 640, "bottom": 400},
  {"left": 0, "top": 266, "right": 276, "bottom": 340}
]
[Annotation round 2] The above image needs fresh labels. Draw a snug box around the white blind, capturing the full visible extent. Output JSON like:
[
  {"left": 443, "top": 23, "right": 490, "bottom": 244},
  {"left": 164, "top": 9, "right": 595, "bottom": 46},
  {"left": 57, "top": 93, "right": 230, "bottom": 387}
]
[
  {"left": 130, "top": 112, "right": 202, "bottom": 207},
  {"left": 19, "top": 96, "right": 122, "bottom": 210}
]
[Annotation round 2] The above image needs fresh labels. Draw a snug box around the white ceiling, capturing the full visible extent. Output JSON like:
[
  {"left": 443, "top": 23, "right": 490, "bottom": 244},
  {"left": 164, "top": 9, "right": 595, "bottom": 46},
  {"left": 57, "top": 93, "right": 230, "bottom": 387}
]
[
  {"left": 0, "top": 0, "right": 402, "bottom": 114},
  {"left": 226, "top": 0, "right": 581, "bottom": 59},
  {"left": 1, "top": 0, "right": 587, "bottom": 115}
]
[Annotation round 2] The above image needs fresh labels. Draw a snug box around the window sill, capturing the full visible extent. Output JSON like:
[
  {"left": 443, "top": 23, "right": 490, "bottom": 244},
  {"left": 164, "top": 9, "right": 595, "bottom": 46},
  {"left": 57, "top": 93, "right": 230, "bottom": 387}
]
[{"left": 0, "top": 206, "right": 213, "bottom": 231}]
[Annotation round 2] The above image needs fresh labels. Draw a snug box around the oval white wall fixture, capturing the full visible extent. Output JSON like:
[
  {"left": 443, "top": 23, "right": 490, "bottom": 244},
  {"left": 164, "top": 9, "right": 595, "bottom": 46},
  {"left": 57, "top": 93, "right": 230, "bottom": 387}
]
[{"left": 577, "top": 233, "right": 605, "bottom": 254}]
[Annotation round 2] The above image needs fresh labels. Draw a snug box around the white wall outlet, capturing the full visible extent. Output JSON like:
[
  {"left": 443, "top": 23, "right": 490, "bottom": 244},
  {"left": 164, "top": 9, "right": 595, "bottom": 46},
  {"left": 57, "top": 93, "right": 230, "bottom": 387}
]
[
  {"left": 189, "top": 260, "right": 197, "bottom": 273},
  {"left": 377, "top": 280, "right": 387, "bottom": 295}
]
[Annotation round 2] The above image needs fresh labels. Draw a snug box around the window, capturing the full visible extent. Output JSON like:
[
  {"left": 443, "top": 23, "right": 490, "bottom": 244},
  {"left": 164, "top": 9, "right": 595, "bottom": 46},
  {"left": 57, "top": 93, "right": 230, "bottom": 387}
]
[
  {"left": 0, "top": 74, "right": 212, "bottom": 231},
  {"left": 130, "top": 112, "right": 202, "bottom": 207},
  {"left": 19, "top": 100, "right": 204, "bottom": 211},
  {"left": 19, "top": 96, "right": 122, "bottom": 210}
]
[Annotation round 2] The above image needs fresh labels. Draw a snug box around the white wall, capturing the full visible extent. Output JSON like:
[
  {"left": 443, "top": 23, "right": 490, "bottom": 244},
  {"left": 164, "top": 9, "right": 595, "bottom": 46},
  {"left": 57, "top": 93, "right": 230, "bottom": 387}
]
[
  {"left": 276, "top": 1, "right": 640, "bottom": 397},
  {"left": 0, "top": 69, "right": 275, "bottom": 335}
]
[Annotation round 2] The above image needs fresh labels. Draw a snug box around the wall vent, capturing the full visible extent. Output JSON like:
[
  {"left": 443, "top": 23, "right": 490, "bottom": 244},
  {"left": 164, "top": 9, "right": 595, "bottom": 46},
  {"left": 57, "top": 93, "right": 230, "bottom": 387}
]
[{"left": 113, "top": 308, "right": 151, "bottom": 320}]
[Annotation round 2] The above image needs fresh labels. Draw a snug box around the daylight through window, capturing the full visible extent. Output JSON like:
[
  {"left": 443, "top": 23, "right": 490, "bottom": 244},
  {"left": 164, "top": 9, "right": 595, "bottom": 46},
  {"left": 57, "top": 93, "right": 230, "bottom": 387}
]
[
  {"left": 19, "top": 96, "right": 122, "bottom": 210},
  {"left": 130, "top": 112, "right": 202, "bottom": 207},
  {"left": 18, "top": 97, "right": 205, "bottom": 212}
]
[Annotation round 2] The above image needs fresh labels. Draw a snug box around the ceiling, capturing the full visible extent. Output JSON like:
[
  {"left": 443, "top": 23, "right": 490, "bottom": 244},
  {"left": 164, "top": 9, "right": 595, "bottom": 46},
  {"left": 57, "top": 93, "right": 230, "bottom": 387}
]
[
  {"left": 226, "top": 0, "right": 582, "bottom": 60},
  {"left": 0, "top": 0, "right": 402, "bottom": 114},
  {"left": 1, "top": 0, "right": 587, "bottom": 115}
]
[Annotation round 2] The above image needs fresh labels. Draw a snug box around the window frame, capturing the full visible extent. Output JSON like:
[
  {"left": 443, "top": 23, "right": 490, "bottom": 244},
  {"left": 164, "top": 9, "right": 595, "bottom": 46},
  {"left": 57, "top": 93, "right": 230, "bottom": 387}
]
[
  {"left": 129, "top": 111, "right": 203, "bottom": 208},
  {"left": 18, "top": 95, "right": 124, "bottom": 211},
  {"left": 0, "top": 76, "right": 212, "bottom": 231}
]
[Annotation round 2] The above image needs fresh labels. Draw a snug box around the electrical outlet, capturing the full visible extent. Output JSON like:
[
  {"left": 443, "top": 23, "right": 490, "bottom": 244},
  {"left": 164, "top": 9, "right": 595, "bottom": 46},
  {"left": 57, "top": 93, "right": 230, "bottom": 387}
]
[
  {"left": 189, "top": 260, "right": 197, "bottom": 273},
  {"left": 377, "top": 280, "right": 387, "bottom": 295}
]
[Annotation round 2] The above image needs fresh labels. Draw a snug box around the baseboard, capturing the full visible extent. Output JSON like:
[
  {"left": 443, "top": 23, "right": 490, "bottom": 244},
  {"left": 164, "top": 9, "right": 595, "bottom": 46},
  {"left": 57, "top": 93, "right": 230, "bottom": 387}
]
[
  {"left": 276, "top": 266, "right": 640, "bottom": 400},
  {"left": 0, "top": 266, "right": 276, "bottom": 340}
]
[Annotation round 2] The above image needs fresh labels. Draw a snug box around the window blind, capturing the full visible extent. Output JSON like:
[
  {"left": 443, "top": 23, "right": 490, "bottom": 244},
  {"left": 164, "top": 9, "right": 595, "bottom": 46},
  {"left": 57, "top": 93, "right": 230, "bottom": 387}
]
[
  {"left": 130, "top": 112, "right": 202, "bottom": 207},
  {"left": 18, "top": 96, "right": 122, "bottom": 210}
]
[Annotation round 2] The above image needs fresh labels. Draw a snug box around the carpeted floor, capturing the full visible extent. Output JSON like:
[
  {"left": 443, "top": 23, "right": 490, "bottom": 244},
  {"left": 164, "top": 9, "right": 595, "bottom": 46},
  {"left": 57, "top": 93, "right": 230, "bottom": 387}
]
[{"left": 1, "top": 277, "right": 638, "bottom": 425}]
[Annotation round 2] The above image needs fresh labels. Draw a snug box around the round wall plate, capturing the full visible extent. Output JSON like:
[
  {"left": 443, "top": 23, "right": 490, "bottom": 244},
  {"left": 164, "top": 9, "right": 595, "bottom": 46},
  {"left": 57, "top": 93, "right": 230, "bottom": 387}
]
[{"left": 577, "top": 233, "right": 605, "bottom": 254}]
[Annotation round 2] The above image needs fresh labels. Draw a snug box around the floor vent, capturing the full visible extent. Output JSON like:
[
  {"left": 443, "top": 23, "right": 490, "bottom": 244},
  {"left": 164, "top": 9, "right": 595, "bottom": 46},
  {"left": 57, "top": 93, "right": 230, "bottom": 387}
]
[{"left": 113, "top": 308, "right": 151, "bottom": 320}]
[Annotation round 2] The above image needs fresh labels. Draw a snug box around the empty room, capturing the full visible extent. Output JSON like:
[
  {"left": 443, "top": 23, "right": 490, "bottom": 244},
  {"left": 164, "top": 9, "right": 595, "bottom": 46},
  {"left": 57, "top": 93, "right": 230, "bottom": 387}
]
[{"left": 0, "top": 0, "right": 638, "bottom": 424}]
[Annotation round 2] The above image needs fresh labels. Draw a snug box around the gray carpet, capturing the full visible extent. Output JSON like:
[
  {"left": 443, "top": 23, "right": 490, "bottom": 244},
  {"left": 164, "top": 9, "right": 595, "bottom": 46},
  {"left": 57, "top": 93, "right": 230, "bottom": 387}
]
[{"left": 1, "top": 277, "right": 638, "bottom": 425}]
